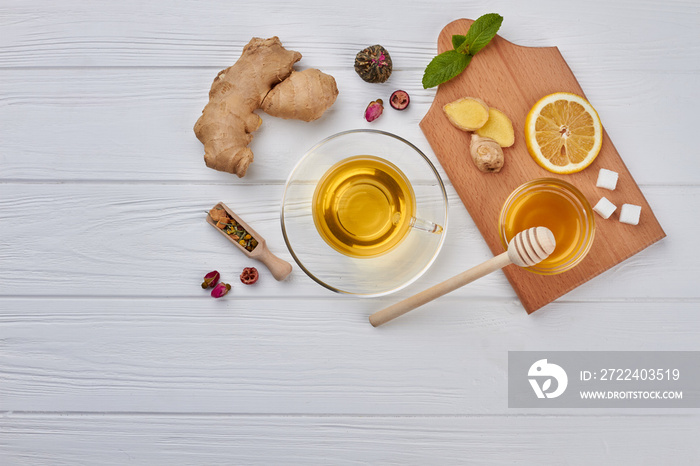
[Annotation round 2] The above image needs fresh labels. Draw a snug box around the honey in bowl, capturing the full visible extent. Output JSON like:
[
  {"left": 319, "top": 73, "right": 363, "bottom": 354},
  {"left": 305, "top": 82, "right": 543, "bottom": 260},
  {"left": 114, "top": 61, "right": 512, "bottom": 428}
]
[
  {"left": 499, "top": 178, "right": 595, "bottom": 275},
  {"left": 312, "top": 155, "right": 415, "bottom": 258}
]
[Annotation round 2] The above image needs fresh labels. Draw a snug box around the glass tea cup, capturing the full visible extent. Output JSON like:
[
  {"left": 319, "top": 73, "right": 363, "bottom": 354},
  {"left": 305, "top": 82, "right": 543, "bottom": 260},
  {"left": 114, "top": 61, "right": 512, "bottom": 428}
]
[
  {"left": 312, "top": 154, "right": 443, "bottom": 258},
  {"left": 281, "top": 130, "right": 448, "bottom": 296},
  {"left": 498, "top": 178, "right": 595, "bottom": 275}
]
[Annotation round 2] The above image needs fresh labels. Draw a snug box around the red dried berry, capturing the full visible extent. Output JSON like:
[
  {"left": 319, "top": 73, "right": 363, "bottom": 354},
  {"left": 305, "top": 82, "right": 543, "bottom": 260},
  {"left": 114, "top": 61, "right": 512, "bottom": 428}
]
[
  {"left": 240, "top": 267, "right": 259, "bottom": 285},
  {"left": 389, "top": 90, "right": 410, "bottom": 110}
]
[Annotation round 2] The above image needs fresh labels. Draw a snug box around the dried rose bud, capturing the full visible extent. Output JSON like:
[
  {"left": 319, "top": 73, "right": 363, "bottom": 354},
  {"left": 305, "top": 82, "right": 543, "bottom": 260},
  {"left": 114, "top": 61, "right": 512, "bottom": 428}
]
[
  {"left": 201, "top": 270, "right": 220, "bottom": 289},
  {"left": 365, "top": 99, "right": 384, "bottom": 122},
  {"left": 211, "top": 282, "right": 231, "bottom": 298}
]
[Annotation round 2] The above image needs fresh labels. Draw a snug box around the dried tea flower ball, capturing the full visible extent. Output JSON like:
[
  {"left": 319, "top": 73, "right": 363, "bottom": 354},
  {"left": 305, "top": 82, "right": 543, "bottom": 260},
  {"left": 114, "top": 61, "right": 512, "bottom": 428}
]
[{"left": 354, "top": 45, "right": 393, "bottom": 83}]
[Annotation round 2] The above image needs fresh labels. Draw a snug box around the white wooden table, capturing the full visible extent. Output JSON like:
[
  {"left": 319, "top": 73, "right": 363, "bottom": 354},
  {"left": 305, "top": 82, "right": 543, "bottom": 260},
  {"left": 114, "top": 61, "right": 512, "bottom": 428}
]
[{"left": 1, "top": 1, "right": 699, "bottom": 464}]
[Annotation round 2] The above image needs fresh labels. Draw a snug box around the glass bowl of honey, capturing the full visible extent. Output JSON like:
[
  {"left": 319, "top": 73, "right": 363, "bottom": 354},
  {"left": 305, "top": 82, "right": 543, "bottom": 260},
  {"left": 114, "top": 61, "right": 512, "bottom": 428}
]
[
  {"left": 281, "top": 129, "right": 449, "bottom": 296},
  {"left": 498, "top": 178, "right": 595, "bottom": 275}
]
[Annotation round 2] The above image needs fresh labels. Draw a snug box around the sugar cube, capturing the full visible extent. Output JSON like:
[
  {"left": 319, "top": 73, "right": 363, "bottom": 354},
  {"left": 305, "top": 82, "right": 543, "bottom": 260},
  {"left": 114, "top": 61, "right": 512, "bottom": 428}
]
[
  {"left": 593, "top": 197, "right": 617, "bottom": 219},
  {"left": 619, "top": 203, "right": 642, "bottom": 225},
  {"left": 596, "top": 168, "right": 619, "bottom": 190}
]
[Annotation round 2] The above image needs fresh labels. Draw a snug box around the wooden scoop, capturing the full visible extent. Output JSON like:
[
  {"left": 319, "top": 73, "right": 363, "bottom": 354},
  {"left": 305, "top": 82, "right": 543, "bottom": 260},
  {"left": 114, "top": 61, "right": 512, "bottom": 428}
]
[
  {"left": 369, "top": 227, "right": 556, "bottom": 327},
  {"left": 206, "top": 202, "right": 293, "bottom": 281}
]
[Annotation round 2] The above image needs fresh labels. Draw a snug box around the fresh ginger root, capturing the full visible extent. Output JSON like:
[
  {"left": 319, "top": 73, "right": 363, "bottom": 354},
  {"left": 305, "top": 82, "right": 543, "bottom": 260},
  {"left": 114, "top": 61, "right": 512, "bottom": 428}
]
[
  {"left": 194, "top": 37, "right": 338, "bottom": 177},
  {"left": 443, "top": 97, "right": 490, "bottom": 131},
  {"left": 470, "top": 134, "right": 504, "bottom": 172},
  {"left": 476, "top": 108, "right": 515, "bottom": 147},
  {"left": 261, "top": 69, "right": 338, "bottom": 121},
  {"left": 194, "top": 37, "right": 299, "bottom": 176}
]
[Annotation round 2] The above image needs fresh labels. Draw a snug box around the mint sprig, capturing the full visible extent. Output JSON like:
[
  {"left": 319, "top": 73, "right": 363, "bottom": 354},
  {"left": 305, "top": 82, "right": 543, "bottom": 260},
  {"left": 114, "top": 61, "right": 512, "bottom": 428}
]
[{"left": 422, "top": 13, "right": 503, "bottom": 89}]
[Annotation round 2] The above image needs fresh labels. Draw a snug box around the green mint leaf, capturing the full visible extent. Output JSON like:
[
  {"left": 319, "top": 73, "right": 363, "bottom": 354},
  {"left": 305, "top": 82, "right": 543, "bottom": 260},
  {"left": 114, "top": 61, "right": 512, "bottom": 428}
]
[
  {"left": 452, "top": 34, "right": 467, "bottom": 52},
  {"left": 464, "top": 13, "right": 503, "bottom": 55},
  {"left": 422, "top": 50, "right": 472, "bottom": 89},
  {"left": 421, "top": 13, "right": 503, "bottom": 88}
]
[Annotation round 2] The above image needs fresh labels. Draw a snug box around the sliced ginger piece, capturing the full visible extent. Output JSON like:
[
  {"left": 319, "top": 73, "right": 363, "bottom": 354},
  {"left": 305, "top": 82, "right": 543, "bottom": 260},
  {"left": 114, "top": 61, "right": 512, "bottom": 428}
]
[
  {"left": 476, "top": 108, "right": 514, "bottom": 147},
  {"left": 443, "top": 97, "right": 490, "bottom": 131}
]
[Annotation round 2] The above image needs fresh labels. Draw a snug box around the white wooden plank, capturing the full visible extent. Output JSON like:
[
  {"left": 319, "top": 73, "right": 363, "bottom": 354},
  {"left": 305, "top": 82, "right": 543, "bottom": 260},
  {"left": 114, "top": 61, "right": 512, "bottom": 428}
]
[
  {"left": 0, "top": 68, "right": 697, "bottom": 184},
  {"left": 0, "top": 413, "right": 698, "bottom": 465},
  {"left": 0, "top": 181, "right": 501, "bottom": 297},
  {"left": 0, "top": 184, "right": 685, "bottom": 299},
  {"left": 1, "top": 298, "right": 697, "bottom": 414},
  {"left": 0, "top": 68, "right": 442, "bottom": 183},
  {"left": 0, "top": 0, "right": 698, "bottom": 72}
]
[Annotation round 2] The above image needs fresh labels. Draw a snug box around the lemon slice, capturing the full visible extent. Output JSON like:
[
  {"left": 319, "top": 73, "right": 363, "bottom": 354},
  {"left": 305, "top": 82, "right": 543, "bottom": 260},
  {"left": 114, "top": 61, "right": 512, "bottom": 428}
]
[{"left": 525, "top": 92, "right": 603, "bottom": 174}]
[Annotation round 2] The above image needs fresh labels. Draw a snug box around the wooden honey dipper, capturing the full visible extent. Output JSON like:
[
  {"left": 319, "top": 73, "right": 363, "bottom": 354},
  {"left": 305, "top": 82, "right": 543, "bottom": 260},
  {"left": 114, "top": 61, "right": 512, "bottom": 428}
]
[{"left": 369, "top": 227, "right": 556, "bottom": 327}]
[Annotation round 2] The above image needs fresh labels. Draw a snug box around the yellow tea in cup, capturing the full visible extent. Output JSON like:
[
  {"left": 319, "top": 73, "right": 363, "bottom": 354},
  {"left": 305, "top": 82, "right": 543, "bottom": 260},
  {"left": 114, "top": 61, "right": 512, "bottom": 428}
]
[{"left": 312, "top": 155, "right": 415, "bottom": 258}]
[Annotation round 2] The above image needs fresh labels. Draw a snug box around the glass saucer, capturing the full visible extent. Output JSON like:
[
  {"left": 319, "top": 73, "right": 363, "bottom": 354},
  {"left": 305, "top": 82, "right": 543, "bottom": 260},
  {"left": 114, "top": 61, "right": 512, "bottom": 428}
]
[{"left": 281, "top": 129, "right": 449, "bottom": 296}]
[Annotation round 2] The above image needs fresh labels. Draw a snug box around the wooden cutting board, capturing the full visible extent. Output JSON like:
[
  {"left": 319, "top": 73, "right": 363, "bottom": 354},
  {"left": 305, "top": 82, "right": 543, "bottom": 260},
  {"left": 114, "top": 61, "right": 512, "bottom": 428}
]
[{"left": 420, "top": 19, "right": 666, "bottom": 313}]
